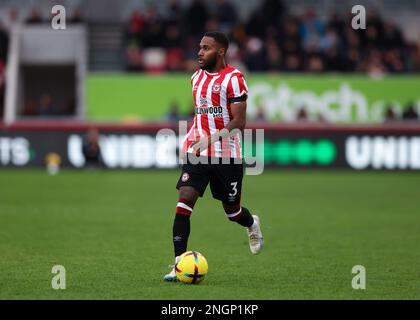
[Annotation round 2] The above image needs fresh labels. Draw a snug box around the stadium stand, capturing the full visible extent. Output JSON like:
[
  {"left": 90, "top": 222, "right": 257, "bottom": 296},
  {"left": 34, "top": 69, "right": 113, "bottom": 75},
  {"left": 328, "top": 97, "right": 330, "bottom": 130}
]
[
  {"left": 0, "top": 0, "right": 419, "bottom": 74},
  {"left": 0, "top": 0, "right": 419, "bottom": 123},
  {"left": 0, "top": 19, "right": 8, "bottom": 120},
  {"left": 122, "top": 0, "right": 420, "bottom": 73}
]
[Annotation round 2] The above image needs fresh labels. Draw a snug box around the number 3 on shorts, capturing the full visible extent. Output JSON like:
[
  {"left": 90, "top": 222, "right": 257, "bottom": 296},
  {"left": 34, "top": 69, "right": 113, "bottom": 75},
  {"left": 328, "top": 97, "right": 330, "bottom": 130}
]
[{"left": 229, "top": 182, "right": 238, "bottom": 197}]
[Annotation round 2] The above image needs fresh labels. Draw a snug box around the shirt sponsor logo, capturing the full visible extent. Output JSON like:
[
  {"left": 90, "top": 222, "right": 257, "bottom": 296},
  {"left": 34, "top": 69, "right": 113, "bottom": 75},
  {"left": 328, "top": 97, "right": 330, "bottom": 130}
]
[{"left": 195, "top": 106, "right": 223, "bottom": 118}]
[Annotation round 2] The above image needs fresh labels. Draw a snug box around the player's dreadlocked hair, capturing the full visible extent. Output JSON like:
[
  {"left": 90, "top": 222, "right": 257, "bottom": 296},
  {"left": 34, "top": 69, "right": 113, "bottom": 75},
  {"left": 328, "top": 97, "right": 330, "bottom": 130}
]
[{"left": 204, "top": 31, "right": 229, "bottom": 53}]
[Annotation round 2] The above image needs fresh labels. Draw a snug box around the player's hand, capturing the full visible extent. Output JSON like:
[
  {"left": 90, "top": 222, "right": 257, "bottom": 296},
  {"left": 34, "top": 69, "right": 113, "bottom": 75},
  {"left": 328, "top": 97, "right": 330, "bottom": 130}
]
[{"left": 190, "top": 136, "right": 211, "bottom": 152}]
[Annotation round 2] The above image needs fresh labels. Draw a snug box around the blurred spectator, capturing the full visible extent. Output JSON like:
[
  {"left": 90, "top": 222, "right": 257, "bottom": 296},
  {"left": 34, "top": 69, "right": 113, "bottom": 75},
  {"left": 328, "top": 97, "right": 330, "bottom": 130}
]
[
  {"left": 165, "top": 101, "right": 184, "bottom": 122},
  {"left": 26, "top": 8, "right": 43, "bottom": 24},
  {"left": 283, "top": 53, "right": 301, "bottom": 72},
  {"left": 317, "top": 113, "right": 328, "bottom": 123},
  {"left": 364, "top": 49, "right": 386, "bottom": 77},
  {"left": 319, "top": 27, "right": 339, "bottom": 52},
  {"left": 6, "top": 7, "right": 19, "bottom": 27},
  {"left": 327, "top": 12, "right": 345, "bottom": 36},
  {"left": 22, "top": 98, "right": 37, "bottom": 116},
  {"left": 38, "top": 94, "right": 60, "bottom": 117},
  {"left": 0, "top": 60, "right": 5, "bottom": 119},
  {"left": 246, "top": 9, "right": 265, "bottom": 38},
  {"left": 184, "top": 102, "right": 197, "bottom": 121},
  {"left": 0, "top": 21, "right": 9, "bottom": 62},
  {"left": 324, "top": 47, "right": 343, "bottom": 71},
  {"left": 411, "top": 43, "right": 420, "bottom": 72},
  {"left": 254, "top": 105, "right": 267, "bottom": 122},
  {"left": 244, "top": 37, "right": 266, "bottom": 71},
  {"left": 281, "top": 17, "right": 302, "bottom": 55},
  {"left": 185, "top": 0, "right": 209, "bottom": 36},
  {"left": 69, "top": 7, "right": 85, "bottom": 24},
  {"left": 402, "top": 103, "right": 419, "bottom": 121},
  {"left": 165, "top": 23, "right": 185, "bottom": 71},
  {"left": 296, "top": 106, "right": 309, "bottom": 121},
  {"left": 65, "top": 97, "right": 76, "bottom": 116},
  {"left": 306, "top": 53, "right": 324, "bottom": 72},
  {"left": 265, "top": 38, "right": 282, "bottom": 71},
  {"left": 127, "top": 10, "right": 145, "bottom": 39},
  {"left": 261, "top": 0, "right": 286, "bottom": 27},
  {"left": 363, "top": 9, "right": 384, "bottom": 47},
  {"left": 142, "top": 5, "right": 165, "bottom": 48},
  {"left": 383, "top": 105, "right": 398, "bottom": 123},
  {"left": 204, "top": 16, "right": 220, "bottom": 33},
  {"left": 300, "top": 8, "right": 325, "bottom": 52},
  {"left": 82, "top": 127, "right": 103, "bottom": 168},
  {"left": 383, "top": 48, "right": 405, "bottom": 72},
  {"left": 0, "top": 20, "right": 7, "bottom": 120},
  {"left": 382, "top": 21, "right": 403, "bottom": 50},
  {"left": 167, "top": 0, "right": 183, "bottom": 25},
  {"left": 165, "top": 23, "right": 183, "bottom": 47},
  {"left": 216, "top": 0, "right": 238, "bottom": 33},
  {"left": 126, "top": 40, "right": 143, "bottom": 71}
]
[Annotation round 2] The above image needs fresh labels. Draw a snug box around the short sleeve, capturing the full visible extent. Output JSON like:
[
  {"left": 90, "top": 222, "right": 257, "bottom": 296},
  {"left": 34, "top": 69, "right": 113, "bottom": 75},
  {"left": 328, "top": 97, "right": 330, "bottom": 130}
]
[
  {"left": 190, "top": 70, "right": 199, "bottom": 85},
  {"left": 227, "top": 73, "right": 248, "bottom": 102}
]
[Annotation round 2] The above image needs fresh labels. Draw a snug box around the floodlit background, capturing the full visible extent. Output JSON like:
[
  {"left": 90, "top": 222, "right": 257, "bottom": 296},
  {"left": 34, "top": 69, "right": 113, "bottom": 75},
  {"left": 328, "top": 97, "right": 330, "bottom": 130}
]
[{"left": 0, "top": 0, "right": 419, "bottom": 299}]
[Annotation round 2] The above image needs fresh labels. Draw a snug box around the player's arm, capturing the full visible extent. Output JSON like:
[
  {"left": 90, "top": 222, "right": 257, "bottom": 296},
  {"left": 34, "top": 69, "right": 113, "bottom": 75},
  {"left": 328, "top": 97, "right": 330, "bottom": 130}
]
[
  {"left": 224, "top": 74, "right": 249, "bottom": 133},
  {"left": 191, "top": 98, "right": 247, "bottom": 151},
  {"left": 225, "top": 99, "right": 247, "bottom": 132}
]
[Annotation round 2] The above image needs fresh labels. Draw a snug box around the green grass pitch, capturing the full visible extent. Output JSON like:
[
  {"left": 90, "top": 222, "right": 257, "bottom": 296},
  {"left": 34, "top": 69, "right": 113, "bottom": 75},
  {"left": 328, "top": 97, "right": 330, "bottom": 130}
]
[{"left": 0, "top": 169, "right": 419, "bottom": 299}]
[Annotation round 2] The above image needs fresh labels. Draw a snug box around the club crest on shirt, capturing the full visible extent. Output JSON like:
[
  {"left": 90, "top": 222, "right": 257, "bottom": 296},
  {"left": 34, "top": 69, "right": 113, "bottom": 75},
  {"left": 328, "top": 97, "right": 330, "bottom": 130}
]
[{"left": 212, "top": 83, "right": 221, "bottom": 93}]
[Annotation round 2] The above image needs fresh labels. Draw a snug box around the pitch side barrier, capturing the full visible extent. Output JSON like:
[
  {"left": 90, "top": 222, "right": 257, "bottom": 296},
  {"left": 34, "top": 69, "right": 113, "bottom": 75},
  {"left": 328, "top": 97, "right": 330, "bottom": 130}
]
[{"left": 1, "top": 121, "right": 420, "bottom": 171}]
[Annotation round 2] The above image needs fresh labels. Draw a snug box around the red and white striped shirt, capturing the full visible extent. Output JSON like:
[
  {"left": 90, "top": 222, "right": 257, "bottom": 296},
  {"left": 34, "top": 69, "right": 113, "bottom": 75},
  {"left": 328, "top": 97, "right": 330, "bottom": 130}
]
[{"left": 183, "top": 64, "right": 248, "bottom": 158}]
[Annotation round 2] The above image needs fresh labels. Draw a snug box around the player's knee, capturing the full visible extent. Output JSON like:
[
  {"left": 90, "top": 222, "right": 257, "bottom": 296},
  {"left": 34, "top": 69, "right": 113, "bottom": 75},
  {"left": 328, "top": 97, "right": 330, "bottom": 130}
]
[
  {"left": 178, "top": 187, "right": 199, "bottom": 205},
  {"left": 176, "top": 198, "right": 195, "bottom": 217},
  {"left": 176, "top": 187, "right": 199, "bottom": 216},
  {"left": 223, "top": 203, "right": 242, "bottom": 222}
]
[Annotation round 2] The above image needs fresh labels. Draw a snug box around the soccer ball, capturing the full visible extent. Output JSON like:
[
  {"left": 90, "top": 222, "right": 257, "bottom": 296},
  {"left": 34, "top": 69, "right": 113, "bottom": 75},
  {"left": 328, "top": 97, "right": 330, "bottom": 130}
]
[{"left": 175, "top": 251, "right": 208, "bottom": 284}]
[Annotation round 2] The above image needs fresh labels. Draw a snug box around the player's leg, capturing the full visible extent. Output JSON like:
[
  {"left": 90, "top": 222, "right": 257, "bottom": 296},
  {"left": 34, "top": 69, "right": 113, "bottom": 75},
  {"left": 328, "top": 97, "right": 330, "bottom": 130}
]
[
  {"left": 209, "top": 160, "right": 263, "bottom": 254},
  {"left": 222, "top": 202, "right": 263, "bottom": 255},
  {"left": 222, "top": 203, "right": 253, "bottom": 227},
  {"left": 164, "top": 161, "right": 209, "bottom": 282},
  {"left": 164, "top": 186, "right": 201, "bottom": 282},
  {"left": 173, "top": 186, "right": 200, "bottom": 258}
]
